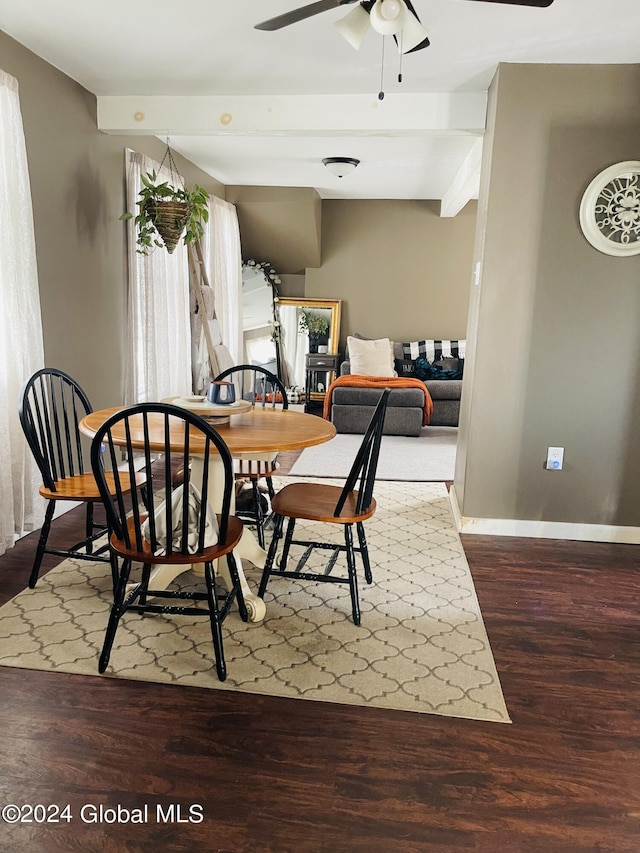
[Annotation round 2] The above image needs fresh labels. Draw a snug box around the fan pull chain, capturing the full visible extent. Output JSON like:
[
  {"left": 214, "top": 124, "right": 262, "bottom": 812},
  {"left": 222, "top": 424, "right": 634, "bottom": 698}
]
[
  {"left": 378, "top": 36, "right": 385, "bottom": 101},
  {"left": 398, "top": 29, "right": 403, "bottom": 83}
]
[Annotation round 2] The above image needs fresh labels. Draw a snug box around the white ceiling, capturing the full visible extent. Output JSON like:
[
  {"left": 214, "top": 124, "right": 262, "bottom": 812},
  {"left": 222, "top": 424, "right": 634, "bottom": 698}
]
[{"left": 2, "top": 0, "right": 640, "bottom": 204}]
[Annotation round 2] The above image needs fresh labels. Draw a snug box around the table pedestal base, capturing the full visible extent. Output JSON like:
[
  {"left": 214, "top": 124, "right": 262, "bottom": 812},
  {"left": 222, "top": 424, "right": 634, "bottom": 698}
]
[{"left": 141, "top": 455, "right": 268, "bottom": 622}]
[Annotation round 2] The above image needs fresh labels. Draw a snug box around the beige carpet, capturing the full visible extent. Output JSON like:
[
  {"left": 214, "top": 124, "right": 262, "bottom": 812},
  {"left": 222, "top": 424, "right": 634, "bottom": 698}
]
[
  {"left": 289, "top": 427, "right": 458, "bottom": 481},
  {"left": 0, "top": 480, "right": 510, "bottom": 723}
]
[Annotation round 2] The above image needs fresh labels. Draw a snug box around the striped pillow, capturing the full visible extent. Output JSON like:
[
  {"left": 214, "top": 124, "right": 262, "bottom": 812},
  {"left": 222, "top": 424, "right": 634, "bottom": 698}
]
[{"left": 402, "top": 339, "right": 466, "bottom": 362}]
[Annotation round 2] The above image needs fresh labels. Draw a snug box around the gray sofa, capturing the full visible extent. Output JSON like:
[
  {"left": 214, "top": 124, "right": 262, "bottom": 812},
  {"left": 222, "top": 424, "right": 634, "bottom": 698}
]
[{"left": 331, "top": 341, "right": 463, "bottom": 436}]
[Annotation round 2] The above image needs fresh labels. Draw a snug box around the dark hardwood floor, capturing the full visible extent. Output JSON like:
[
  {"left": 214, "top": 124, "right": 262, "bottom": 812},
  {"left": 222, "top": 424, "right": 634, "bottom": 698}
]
[{"left": 0, "top": 466, "right": 638, "bottom": 852}]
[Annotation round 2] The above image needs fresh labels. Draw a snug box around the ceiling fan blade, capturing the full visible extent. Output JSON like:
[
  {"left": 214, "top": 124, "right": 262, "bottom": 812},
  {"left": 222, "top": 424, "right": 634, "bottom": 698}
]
[
  {"left": 462, "top": 0, "right": 554, "bottom": 6},
  {"left": 255, "top": 0, "right": 359, "bottom": 31}
]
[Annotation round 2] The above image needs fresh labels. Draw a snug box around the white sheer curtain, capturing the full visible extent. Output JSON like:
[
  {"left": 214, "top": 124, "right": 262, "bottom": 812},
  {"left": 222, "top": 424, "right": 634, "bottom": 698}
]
[
  {"left": 0, "top": 70, "right": 45, "bottom": 555},
  {"left": 123, "top": 149, "right": 192, "bottom": 404},
  {"left": 203, "top": 196, "right": 243, "bottom": 366}
]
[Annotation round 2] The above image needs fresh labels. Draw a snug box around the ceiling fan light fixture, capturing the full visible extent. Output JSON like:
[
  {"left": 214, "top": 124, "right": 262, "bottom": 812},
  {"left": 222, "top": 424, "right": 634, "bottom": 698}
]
[
  {"left": 334, "top": 4, "right": 371, "bottom": 50},
  {"left": 369, "top": 0, "right": 407, "bottom": 35},
  {"left": 400, "top": 9, "right": 430, "bottom": 53},
  {"left": 323, "top": 157, "right": 360, "bottom": 178}
]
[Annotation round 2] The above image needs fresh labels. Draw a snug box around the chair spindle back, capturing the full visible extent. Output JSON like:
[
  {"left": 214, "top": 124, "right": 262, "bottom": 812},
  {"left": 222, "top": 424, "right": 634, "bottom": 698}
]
[
  {"left": 334, "top": 388, "right": 390, "bottom": 517},
  {"left": 90, "top": 403, "right": 234, "bottom": 558},
  {"left": 214, "top": 364, "right": 288, "bottom": 410},
  {"left": 19, "top": 368, "right": 94, "bottom": 492}
]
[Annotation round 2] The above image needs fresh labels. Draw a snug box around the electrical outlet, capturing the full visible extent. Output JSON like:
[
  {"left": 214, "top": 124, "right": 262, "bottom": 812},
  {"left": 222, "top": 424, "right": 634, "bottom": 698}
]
[{"left": 546, "top": 446, "right": 564, "bottom": 470}]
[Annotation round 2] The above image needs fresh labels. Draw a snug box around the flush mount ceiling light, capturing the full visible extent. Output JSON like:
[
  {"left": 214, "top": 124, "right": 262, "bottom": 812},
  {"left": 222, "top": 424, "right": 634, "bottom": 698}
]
[{"left": 323, "top": 157, "right": 360, "bottom": 177}]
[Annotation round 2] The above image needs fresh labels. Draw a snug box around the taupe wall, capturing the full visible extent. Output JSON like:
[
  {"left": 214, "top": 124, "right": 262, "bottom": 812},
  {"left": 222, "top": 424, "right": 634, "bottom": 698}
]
[
  {"left": 1, "top": 32, "right": 224, "bottom": 411},
  {"left": 227, "top": 186, "right": 322, "bottom": 275},
  {"left": 456, "top": 64, "right": 640, "bottom": 528},
  {"left": 306, "top": 200, "right": 477, "bottom": 351}
]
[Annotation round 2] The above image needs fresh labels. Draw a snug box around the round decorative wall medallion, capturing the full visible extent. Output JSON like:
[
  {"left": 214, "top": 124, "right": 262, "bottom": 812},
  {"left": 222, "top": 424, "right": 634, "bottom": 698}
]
[{"left": 579, "top": 161, "right": 640, "bottom": 256}]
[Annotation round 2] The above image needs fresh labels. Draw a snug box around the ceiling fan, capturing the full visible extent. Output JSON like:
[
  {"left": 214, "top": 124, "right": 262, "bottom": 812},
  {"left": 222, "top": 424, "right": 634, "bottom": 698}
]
[{"left": 255, "top": 0, "right": 554, "bottom": 54}]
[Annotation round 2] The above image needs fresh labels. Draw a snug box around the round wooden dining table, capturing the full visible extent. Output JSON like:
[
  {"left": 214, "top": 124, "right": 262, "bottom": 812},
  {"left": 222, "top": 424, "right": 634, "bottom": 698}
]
[{"left": 79, "top": 405, "right": 336, "bottom": 621}]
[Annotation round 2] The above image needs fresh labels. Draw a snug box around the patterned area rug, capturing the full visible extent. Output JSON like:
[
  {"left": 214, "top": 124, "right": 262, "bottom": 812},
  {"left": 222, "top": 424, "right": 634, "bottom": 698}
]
[{"left": 0, "top": 480, "right": 510, "bottom": 723}]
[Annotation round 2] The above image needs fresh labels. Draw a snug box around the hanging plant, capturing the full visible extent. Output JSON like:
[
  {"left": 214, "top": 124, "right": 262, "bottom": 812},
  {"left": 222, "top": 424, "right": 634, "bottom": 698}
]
[{"left": 120, "top": 144, "right": 209, "bottom": 254}]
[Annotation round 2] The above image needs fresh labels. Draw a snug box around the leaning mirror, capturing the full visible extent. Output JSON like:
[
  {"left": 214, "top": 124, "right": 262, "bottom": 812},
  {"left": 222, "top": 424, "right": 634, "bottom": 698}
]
[
  {"left": 241, "top": 262, "right": 279, "bottom": 376},
  {"left": 275, "top": 297, "right": 342, "bottom": 389}
]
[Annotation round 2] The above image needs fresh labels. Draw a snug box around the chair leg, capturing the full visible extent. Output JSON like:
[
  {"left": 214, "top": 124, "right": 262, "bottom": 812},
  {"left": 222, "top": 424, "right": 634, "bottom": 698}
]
[
  {"left": 356, "top": 521, "right": 373, "bottom": 584},
  {"left": 204, "top": 560, "right": 226, "bottom": 681},
  {"left": 280, "top": 517, "right": 296, "bottom": 570},
  {"left": 85, "top": 502, "right": 95, "bottom": 554},
  {"left": 251, "top": 478, "right": 265, "bottom": 549},
  {"left": 226, "top": 551, "right": 248, "bottom": 623},
  {"left": 109, "top": 549, "right": 119, "bottom": 597},
  {"left": 258, "top": 513, "right": 283, "bottom": 598},
  {"left": 344, "top": 524, "right": 361, "bottom": 626},
  {"left": 29, "top": 501, "right": 55, "bottom": 588},
  {"left": 138, "top": 562, "right": 152, "bottom": 608},
  {"left": 265, "top": 475, "right": 275, "bottom": 499},
  {"left": 99, "top": 557, "right": 133, "bottom": 673}
]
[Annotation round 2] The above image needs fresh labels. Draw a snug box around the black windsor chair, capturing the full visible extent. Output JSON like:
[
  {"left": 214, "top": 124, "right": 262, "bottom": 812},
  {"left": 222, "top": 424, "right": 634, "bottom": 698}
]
[
  {"left": 258, "top": 388, "right": 390, "bottom": 626},
  {"left": 18, "top": 368, "right": 146, "bottom": 590},
  {"left": 90, "top": 403, "right": 247, "bottom": 681},
  {"left": 213, "top": 364, "right": 289, "bottom": 548}
]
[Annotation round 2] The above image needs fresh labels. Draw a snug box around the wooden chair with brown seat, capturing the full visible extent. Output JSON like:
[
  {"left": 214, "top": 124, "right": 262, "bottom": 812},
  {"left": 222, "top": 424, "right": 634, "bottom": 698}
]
[
  {"left": 214, "top": 363, "right": 289, "bottom": 548},
  {"left": 18, "top": 368, "right": 147, "bottom": 590},
  {"left": 258, "top": 388, "right": 390, "bottom": 626},
  {"left": 90, "top": 402, "right": 247, "bottom": 681}
]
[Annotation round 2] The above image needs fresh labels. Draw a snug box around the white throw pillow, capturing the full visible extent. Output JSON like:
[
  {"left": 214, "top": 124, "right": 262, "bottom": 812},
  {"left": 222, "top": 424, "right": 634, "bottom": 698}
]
[{"left": 347, "top": 336, "right": 396, "bottom": 377}]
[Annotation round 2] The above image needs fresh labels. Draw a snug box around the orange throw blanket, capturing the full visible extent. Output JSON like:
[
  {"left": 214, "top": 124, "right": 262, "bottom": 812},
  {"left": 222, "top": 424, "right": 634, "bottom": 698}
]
[{"left": 323, "top": 375, "right": 433, "bottom": 425}]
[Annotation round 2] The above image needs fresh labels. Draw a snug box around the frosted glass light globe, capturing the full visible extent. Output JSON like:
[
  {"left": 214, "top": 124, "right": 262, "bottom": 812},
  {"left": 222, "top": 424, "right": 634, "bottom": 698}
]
[
  {"left": 380, "top": 0, "right": 402, "bottom": 19},
  {"left": 369, "top": 0, "right": 407, "bottom": 35}
]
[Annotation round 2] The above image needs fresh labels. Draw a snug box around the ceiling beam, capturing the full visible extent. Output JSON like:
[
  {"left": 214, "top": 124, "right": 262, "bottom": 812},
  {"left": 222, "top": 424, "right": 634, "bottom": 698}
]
[
  {"left": 97, "top": 93, "right": 487, "bottom": 136},
  {"left": 439, "top": 137, "right": 483, "bottom": 217}
]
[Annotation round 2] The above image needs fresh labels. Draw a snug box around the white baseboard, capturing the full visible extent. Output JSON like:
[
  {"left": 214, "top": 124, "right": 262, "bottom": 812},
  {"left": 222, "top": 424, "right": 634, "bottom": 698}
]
[{"left": 448, "top": 486, "right": 640, "bottom": 544}]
